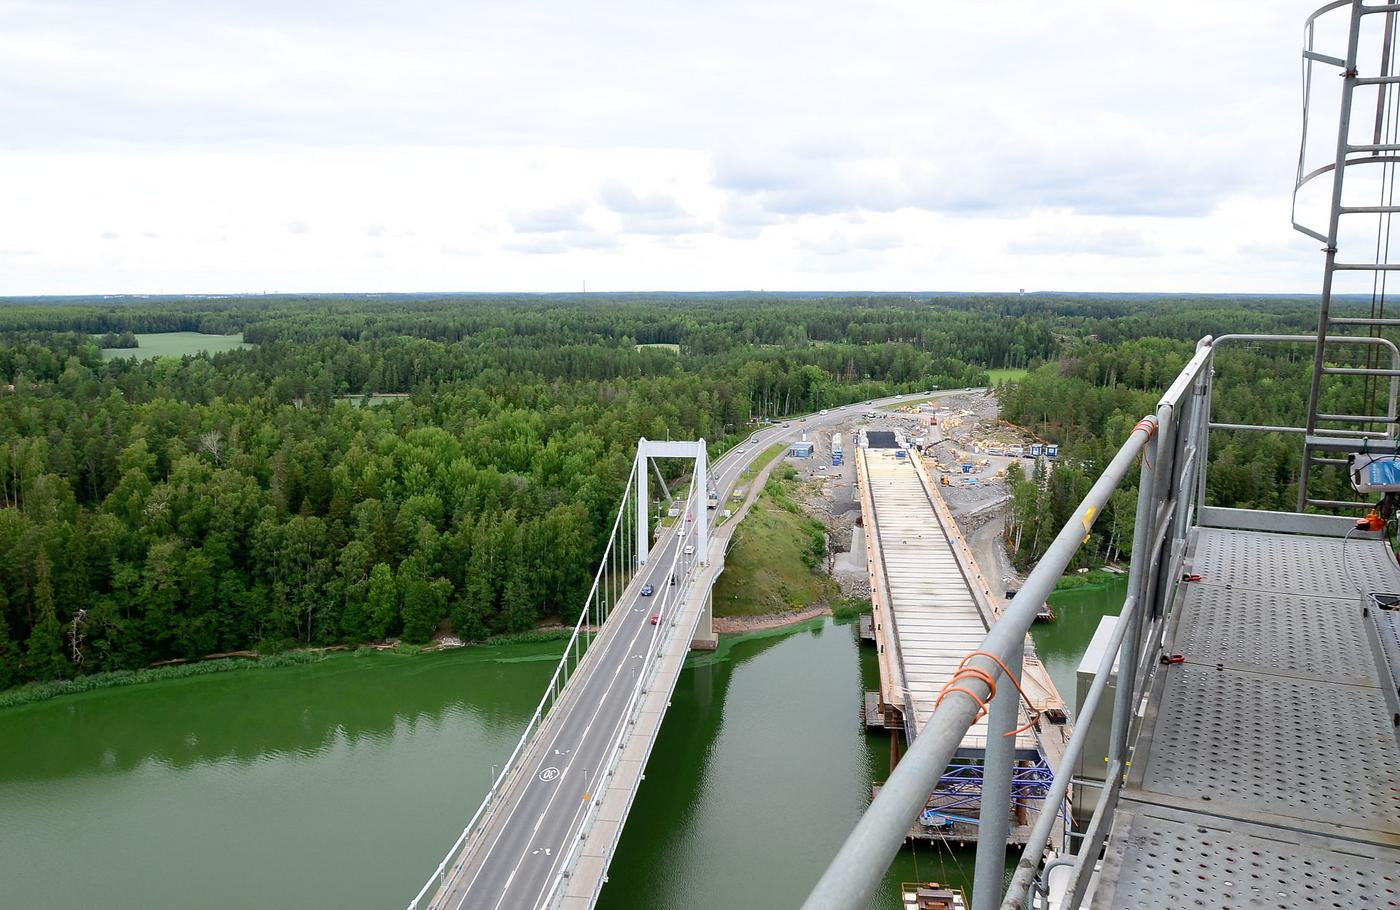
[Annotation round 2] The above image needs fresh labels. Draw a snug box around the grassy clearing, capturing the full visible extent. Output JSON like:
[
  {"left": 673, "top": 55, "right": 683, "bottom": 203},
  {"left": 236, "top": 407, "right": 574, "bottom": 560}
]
[
  {"left": 737, "top": 441, "right": 788, "bottom": 483},
  {"left": 99, "top": 331, "right": 252, "bottom": 361},
  {"left": 635, "top": 342, "right": 680, "bottom": 353},
  {"left": 987, "top": 367, "right": 1029, "bottom": 384},
  {"left": 713, "top": 466, "right": 837, "bottom": 617}
]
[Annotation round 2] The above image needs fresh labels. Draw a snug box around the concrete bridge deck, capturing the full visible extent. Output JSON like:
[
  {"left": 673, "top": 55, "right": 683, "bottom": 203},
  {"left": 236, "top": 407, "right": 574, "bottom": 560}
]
[{"left": 858, "top": 446, "right": 1053, "bottom": 754}]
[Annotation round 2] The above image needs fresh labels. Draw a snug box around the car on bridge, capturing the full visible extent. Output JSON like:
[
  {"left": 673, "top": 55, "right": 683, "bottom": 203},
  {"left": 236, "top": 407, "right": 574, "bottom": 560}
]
[
  {"left": 683, "top": 544, "right": 694, "bottom": 555},
  {"left": 641, "top": 584, "right": 654, "bottom": 596},
  {"left": 649, "top": 614, "right": 660, "bottom": 625}
]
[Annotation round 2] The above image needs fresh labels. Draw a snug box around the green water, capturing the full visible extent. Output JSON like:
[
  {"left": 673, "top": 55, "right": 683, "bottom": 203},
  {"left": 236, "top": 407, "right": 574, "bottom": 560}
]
[
  {"left": 1034, "top": 576, "right": 1131, "bottom": 720},
  {"left": 1, "top": 582, "right": 1124, "bottom": 909}
]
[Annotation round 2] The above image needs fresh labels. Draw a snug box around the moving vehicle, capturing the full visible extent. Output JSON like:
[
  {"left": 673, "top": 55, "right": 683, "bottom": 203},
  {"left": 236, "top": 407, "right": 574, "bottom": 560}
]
[
  {"left": 683, "top": 544, "right": 694, "bottom": 555},
  {"left": 820, "top": 408, "right": 829, "bottom": 415},
  {"left": 641, "top": 584, "right": 654, "bottom": 596},
  {"left": 649, "top": 614, "right": 660, "bottom": 625}
]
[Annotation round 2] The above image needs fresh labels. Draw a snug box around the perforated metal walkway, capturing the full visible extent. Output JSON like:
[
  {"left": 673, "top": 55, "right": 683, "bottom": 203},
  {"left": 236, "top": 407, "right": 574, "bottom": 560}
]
[{"left": 1091, "top": 525, "right": 1400, "bottom": 910}]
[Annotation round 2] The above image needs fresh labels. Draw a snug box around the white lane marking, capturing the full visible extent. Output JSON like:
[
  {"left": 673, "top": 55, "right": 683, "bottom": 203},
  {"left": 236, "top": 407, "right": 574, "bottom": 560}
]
[
  {"left": 494, "top": 566, "right": 675, "bottom": 910},
  {"left": 445, "top": 411, "right": 879, "bottom": 905},
  {"left": 524, "top": 550, "right": 685, "bottom": 910},
  {"left": 452, "top": 535, "right": 686, "bottom": 909},
  {"left": 446, "top": 552, "right": 670, "bottom": 904}
]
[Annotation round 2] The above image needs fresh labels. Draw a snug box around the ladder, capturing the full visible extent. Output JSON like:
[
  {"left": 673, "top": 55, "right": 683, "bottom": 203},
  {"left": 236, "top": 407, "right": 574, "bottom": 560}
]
[{"left": 1296, "top": 0, "right": 1400, "bottom": 511}]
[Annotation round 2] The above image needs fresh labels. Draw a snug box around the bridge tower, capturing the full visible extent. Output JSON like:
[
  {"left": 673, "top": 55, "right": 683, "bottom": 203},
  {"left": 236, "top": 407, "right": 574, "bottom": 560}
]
[{"left": 633, "top": 438, "right": 709, "bottom": 566}]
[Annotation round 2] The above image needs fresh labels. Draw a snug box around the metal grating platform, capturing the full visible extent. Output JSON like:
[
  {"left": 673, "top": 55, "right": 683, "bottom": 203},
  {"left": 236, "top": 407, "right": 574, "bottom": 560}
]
[
  {"left": 1093, "top": 524, "right": 1400, "bottom": 909},
  {"left": 1090, "top": 802, "right": 1400, "bottom": 910},
  {"left": 1133, "top": 664, "right": 1400, "bottom": 838},
  {"left": 1188, "top": 527, "right": 1398, "bottom": 598},
  {"left": 1173, "top": 584, "right": 1376, "bottom": 685}
]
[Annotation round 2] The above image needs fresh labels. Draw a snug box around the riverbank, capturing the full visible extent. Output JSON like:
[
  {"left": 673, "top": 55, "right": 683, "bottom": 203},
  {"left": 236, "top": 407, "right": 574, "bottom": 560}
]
[
  {"left": 0, "top": 625, "right": 578, "bottom": 711},
  {"left": 713, "top": 604, "right": 831, "bottom": 634}
]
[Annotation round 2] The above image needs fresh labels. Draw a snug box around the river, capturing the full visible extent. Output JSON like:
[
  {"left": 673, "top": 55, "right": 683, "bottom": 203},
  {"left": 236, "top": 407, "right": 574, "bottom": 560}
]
[{"left": 0, "top": 579, "right": 1125, "bottom": 909}]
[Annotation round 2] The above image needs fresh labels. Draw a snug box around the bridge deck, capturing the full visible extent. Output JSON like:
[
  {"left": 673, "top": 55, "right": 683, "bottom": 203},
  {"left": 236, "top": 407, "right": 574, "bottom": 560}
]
[
  {"left": 1090, "top": 523, "right": 1400, "bottom": 909},
  {"left": 860, "top": 448, "right": 1045, "bottom": 752}
]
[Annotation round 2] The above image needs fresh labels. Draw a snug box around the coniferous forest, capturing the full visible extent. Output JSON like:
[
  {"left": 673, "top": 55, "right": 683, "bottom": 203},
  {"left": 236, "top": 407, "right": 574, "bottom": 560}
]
[{"left": 0, "top": 292, "right": 1362, "bottom": 687}]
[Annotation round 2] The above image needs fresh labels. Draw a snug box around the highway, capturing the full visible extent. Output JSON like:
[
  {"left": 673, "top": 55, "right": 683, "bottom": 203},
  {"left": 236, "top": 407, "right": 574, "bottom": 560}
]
[{"left": 428, "top": 392, "right": 967, "bottom": 910}]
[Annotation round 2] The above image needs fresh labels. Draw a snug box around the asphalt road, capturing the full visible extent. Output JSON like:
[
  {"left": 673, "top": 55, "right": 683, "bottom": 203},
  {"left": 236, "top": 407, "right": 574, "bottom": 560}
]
[{"left": 429, "top": 394, "right": 961, "bottom": 910}]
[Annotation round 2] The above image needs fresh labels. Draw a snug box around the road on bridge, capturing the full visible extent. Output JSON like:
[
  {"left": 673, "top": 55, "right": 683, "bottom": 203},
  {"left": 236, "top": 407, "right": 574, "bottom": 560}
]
[{"left": 428, "top": 392, "right": 978, "bottom": 910}]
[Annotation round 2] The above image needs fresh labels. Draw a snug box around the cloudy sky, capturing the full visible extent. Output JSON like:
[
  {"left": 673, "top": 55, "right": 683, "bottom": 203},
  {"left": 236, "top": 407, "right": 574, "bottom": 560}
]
[{"left": 0, "top": 1, "right": 1351, "bottom": 294}]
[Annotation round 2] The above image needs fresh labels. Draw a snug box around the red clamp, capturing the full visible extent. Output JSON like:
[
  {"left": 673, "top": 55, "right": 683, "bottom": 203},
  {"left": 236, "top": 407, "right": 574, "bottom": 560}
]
[{"left": 1160, "top": 654, "right": 1185, "bottom": 665}]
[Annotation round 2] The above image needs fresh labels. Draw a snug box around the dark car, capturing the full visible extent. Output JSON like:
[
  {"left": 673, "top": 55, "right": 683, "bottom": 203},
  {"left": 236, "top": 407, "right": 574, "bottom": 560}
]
[
  {"left": 650, "top": 614, "right": 660, "bottom": 625},
  {"left": 641, "top": 584, "right": 654, "bottom": 596}
]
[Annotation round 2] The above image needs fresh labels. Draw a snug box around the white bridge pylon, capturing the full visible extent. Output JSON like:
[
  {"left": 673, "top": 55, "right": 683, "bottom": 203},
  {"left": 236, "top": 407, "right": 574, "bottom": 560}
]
[{"left": 635, "top": 438, "right": 708, "bottom": 566}]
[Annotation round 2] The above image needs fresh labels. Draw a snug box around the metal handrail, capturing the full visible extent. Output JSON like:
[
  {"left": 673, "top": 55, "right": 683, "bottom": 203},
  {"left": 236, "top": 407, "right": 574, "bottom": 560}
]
[
  {"left": 801, "top": 334, "right": 1220, "bottom": 910},
  {"left": 407, "top": 455, "right": 642, "bottom": 909},
  {"left": 543, "top": 460, "right": 708, "bottom": 908},
  {"left": 802, "top": 328, "right": 1400, "bottom": 909}
]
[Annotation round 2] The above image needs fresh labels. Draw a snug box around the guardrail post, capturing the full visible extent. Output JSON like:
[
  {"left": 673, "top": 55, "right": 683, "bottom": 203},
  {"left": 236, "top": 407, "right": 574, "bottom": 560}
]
[
  {"left": 1109, "top": 433, "right": 1156, "bottom": 768},
  {"left": 973, "top": 639, "right": 1023, "bottom": 910}
]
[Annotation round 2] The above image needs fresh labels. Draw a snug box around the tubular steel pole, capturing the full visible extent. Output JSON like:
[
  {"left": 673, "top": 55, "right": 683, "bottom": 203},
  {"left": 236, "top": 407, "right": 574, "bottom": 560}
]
[
  {"left": 800, "top": 417, "right": 1157, "bottom": 910},
  {"left": 1109, "top": 427, "right": 1158, "bottom": 761},
  {"left": 972, "top": 638, "right": 1023, "bottom": 910},
  {"left": 998, "top": 596, "right": 1139, "bottom": 910}
]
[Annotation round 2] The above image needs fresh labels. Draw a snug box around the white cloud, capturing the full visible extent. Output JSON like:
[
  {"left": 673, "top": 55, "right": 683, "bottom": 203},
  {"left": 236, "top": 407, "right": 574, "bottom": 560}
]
[{"left": 0, "top": 1, "right": 1338, "bottom": 293}]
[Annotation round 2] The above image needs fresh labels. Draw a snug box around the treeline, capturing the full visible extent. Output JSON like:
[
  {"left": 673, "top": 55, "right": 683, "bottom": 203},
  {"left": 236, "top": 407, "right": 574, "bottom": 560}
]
[
  {"left": 0, "top": 294, "right": 1004, "bottom": 689},
  {"left": 0, "top": 292, "right": 1358, "bottom": 689},
  {"left": 999, "top": 335, "right": 1369, "bottom": 569}
]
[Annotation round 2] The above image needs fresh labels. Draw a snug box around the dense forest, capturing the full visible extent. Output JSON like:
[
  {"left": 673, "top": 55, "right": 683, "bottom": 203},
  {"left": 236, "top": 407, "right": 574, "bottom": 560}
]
[
  {"left": 999, "top": 334, "right": 1373, "bottom": 570},
  {"left": 0, "top": 292, "right": 1363, "bottom": 688}
]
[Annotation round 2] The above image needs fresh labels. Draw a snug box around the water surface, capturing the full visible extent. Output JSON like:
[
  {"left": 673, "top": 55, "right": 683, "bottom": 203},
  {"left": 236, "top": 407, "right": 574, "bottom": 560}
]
[{"left": 1, "top": 588, "right": 1121, "bottom": 909}]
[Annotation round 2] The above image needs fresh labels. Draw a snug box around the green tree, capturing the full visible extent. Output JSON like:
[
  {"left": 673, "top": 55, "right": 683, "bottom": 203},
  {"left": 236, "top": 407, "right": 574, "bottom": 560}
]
[
  {"left": 24, "top": 551, "right": 69, "bottom": 681},
  {"left": 366, "top": 563, "right": 398, "bottom": 640}
]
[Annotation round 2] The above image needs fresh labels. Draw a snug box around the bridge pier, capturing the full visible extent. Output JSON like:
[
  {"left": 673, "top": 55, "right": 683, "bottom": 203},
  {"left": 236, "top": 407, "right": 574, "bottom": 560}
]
[{"left": 690, "top": 583, "right": 718, "bottom": 650}]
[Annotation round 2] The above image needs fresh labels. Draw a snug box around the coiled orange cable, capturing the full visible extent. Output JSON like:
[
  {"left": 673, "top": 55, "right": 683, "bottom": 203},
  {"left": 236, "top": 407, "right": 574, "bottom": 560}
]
[{"left": 935, "top": 649, "right": 1042, "bottom": 737}]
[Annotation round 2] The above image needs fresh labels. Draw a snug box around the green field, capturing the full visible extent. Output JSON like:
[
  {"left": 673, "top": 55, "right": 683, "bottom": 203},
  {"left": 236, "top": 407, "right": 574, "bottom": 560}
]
[
  {"left": 635, "top": 342, "right": 680, "bottom": 353},
  {"left": 987, "top": 367, "right": 1029, "bottom": 384},
  {"left": 713, "top": 466, "right": 837, "bottom": 616},
  {"left": 100, "top": 332, "right": 252, "bottom": 361}
]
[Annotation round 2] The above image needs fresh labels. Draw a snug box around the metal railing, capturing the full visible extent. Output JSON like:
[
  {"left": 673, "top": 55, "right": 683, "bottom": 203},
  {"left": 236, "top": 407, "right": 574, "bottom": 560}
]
[
  {"left": 802, "top": 334, "right": 1226, "bottom": 910},
  {"left": 406, "top": 457, "right": 644, "bottom": 910},
  {"left": 543, "top": 466, "right": 710, "bottom": 908},
  {"left": 802, "top": 331, "right": 1400, "bottom": 910}
]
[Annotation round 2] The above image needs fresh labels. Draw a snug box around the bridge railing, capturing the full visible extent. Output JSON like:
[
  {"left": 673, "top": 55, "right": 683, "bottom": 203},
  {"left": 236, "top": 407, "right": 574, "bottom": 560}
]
[
  {"left": 407, "top": 457, "right": 643, "bottom": 910},
  {"left": 543, "top": 460, "right": 710, "bottom": 908},
  {"left": 804, "top": 331, "right": 1400, "bottom": 909},
  {"left": 801, "top": 336, "right": 1221, "bottom": 910}
]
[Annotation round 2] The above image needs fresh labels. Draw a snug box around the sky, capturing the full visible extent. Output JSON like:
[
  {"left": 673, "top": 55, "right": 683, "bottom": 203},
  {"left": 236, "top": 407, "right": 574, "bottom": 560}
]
[{"left": 0, "top": 1, "right": 1358, "bottom": 295}]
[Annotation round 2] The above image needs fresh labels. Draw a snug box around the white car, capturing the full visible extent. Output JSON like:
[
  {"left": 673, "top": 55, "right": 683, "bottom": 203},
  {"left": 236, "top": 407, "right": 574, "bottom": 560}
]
[
  {"left": 894, "top": 394, "right": 903, "bottom": 399},
  {"left": 820, "top": 408, "right": 829, "bottom": 415},
  {"left": 676, "top": 528, "right": 684, "bottom": 538},
  {"left": 683, "top": 544, "right": 695, "bottom": 555}
]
